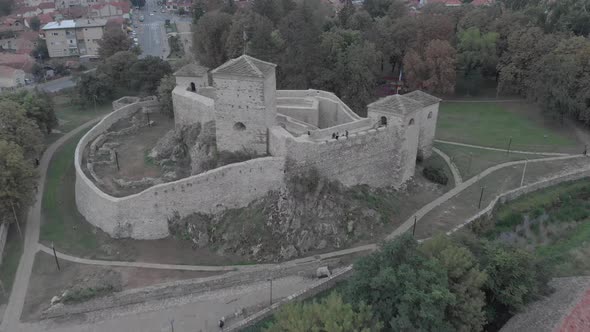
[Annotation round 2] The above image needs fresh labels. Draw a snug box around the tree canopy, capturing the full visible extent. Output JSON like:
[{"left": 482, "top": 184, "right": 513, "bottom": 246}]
[
  {"left": 265, "top": 293, "right": 382, "bottom": 332},
  {"left": 97, "top": 27, "right": 134, "bottom": 59}
]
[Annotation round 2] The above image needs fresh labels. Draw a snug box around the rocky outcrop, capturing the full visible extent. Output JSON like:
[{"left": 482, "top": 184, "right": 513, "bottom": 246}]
[{"left": 169, "top": 169, "right": 394, "bottom": 262}]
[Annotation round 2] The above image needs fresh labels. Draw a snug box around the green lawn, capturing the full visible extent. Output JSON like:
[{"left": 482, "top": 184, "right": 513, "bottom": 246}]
[
  {"left": 436, "top": 102, "right": 578, "bottom": 152},
  {"left": 0, "top": 225, "right": 24, "bottom": 305},
  {"left": 45, "top": 94, "right": 112, "bottom": 145},
  {"left": 40, "top": 129, "right": 103, "bottom": 256},
  {"left": 435, "top": 142, "right": 550, "bottom": 180}
]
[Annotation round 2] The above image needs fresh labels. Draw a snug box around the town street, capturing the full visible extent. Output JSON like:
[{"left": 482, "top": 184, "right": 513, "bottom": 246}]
[{"left": 134, "top": 0, "right": 191, "bottom": 59}]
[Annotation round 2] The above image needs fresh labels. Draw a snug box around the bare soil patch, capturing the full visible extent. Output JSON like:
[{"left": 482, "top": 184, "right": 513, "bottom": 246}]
[
  {"left": 82, "top": 111, "right": 177, "bottom": 197},
  {"left": 22, "top": 252, "right": 224, "bottom": 321}
]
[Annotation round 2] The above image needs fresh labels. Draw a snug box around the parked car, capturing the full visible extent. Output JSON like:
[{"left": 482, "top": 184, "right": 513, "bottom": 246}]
[{"left": 139, "top": 15, "right": 144, "bottom": 22}]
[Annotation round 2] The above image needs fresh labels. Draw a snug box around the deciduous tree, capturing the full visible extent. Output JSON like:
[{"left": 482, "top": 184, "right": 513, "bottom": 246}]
[
  {"left": 0, "top": 140, "right": 37, "bottom": 224},
  {"left": 404, "top": 40, "right": 456, "bottom": 94},
  {"left": 193, "top": 11, "right": 233, "bottom": 67},
  {"left": 421, "top": 235, "right": 488, "bottom": 332},
  {"left": 157, "top": 75, "right": 176, "bottom": 118},
  {"left": 457, "top": 27, "right": 499, "bottom": 77},
  {"left": 265, "top": 293, "right": 383, "bottom": 332},
  {"left": 345, "top": 234, "right": 455, "bottom": 331},
  {"left": 97, "top": 27, "right": 133, "bottom": 59},
  {"left": 0, "top": 100, "right": 42, "bottom": 158}
]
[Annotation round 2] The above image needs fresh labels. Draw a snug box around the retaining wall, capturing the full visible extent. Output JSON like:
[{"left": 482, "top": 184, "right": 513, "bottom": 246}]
[
  {"left": 448, "top": 165, "right": 590, "bottom": 235},
  {"left": 75, "top": 100, "right": 285, "bottom": 240}
]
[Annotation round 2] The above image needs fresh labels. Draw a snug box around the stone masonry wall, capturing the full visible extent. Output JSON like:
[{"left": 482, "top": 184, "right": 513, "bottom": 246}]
[
  {"left": 75, "top": 100, "right": 285, "bottom": 240},
  {"left": 276, "top": 125, "right": 407, "bottom": 188},
  {"left": 214, "top": 76, "right": 270, "bottom": 154},
  {"left": 172, "top": 86, "right": 215, "bottom": 128},
  {"left": 417, "top": 103, "right": 439, "bottom": 159}
]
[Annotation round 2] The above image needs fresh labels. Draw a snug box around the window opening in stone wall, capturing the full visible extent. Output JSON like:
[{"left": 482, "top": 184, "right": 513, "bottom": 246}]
[
  {"left": 190, "top": 82, "right": 196, "bottom": 92},
  {"left": 427, "top": 111, "right": 433, "bottom": 119},
  {"left": 409, "top": 118, "right": 415, "bottom": 125},
  {"left": 234, "top": 122, "right": 246, "bottom": 131},
  {"left": 380, "top": 116, "right": 387, "bottom": 126}
]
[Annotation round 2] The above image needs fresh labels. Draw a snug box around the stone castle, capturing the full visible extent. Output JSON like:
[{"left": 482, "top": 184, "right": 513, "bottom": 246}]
[
  {"left": 74, "top": 55, "right": 441, "bottom": 239},
  {"left": 172, "top": 55, "right": 441, "bottom": 188}
]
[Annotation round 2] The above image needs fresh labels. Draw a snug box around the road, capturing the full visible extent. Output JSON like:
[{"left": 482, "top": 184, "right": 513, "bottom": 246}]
[
  {"left": 134, "top": 0, "right": 191, "bottom": 59},
  {"left": 17, "top": 275, "right": 310, "bottom": 332}
]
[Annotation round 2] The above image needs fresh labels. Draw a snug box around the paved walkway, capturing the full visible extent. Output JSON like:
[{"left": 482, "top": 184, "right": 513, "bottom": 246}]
[
  {"left": 435, "top": 139, "right": 571, "bottom": 156},
  {"left": 0, "top": 119, "right": 101, "bottom": 332}
]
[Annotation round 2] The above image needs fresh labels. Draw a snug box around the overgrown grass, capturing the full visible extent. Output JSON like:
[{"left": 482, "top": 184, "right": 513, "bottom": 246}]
[
  {"left": 472, "top": 178, "right": 590, "bottom": 276},
  {"left": 40, "top": 129, "right": 101, "bottom": 255},
  {"left": 436, "top": 102, "right": 576, "bottom": 152},
  {"left": 62, "top": 284, "right": 115, "bottom": 304}
]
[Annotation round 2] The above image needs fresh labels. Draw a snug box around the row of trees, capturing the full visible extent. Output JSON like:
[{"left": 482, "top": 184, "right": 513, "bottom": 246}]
[
  {"left": 267, "top": 233, "right": 549, "bottom": 331},
  {"left": 77, "top": 28, "right": 172, "bottom": 106},
  {"left": 192, "top": 0, "right": 590, "bottom": 121},
  {"left": 0, "top": 91, "right": 57, "bottom": 225}
]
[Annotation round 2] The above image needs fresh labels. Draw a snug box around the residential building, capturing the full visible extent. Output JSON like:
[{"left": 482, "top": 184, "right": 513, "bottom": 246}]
[
  {"left": 88, "top": 2, "right": 130, "bottom": 18},
  {"left": 0, "top": 65, "right": 25, "bottom": 89},
  {"left": 0, "top": 31, "right": 39, "bottom": 54},
  {"left": 42, "top": 18, "right": 106, "bottom": 58}
]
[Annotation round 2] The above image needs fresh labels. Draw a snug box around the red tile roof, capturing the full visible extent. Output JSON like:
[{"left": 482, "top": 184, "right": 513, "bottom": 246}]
[
  {"left": 0, "top": 64, "right": 22, "bottom": 77},
  {"left": 426, "top": 0, "right": 462, "bottom": 5},
  {"left": 0, "top": 53, "right": 35, "bottom": 72},
  {"left": 38, "top": 2, "right": 55, "bottom": 9}
]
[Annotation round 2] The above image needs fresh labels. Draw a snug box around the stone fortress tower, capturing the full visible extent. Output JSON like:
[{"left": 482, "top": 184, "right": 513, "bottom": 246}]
[
  {"left": 171, "top": 54, "right": 441, "bottom": 189},
  {"left": 210, "top": 56, "right": 277, "bottom": 154},
  {"left": 74, "top": 54, "right": 442, "bottom": 240}
]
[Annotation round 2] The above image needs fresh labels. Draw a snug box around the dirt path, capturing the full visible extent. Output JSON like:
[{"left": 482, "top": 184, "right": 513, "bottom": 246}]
[{"left": 0, "top": 118, "right": 101, "bottom": 332}]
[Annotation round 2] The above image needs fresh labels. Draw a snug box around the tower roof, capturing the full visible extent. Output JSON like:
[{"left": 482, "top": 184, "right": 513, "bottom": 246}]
[
  {"left": 368, "top": 94, "right": 424, "bottom": 116},
  {"left": 174, "top": 63, "right": 208, "bottom": 77},
  {"left": 211, "top": 55, "right": 276, "bottom": 78},
  {"left": 403, "top": 90, "right": 441, "bottom": 107}
]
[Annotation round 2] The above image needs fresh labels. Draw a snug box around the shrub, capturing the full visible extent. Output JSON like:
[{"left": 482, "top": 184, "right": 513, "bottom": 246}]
[{"left": 423, "top": 165, "right": 449, "bottom": 185}]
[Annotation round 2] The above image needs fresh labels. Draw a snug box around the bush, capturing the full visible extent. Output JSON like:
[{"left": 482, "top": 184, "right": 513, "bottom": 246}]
[{"left": 423, "top": 165, "right": 449, "bottom": 185}]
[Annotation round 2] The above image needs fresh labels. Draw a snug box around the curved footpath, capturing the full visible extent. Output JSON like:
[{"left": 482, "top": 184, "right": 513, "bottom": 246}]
[
  {"left": 0, "top": 118, "right": 102, "bottom": 332},
  {"left": 1, "top": 116, "right": 586, "bottom": 331}
]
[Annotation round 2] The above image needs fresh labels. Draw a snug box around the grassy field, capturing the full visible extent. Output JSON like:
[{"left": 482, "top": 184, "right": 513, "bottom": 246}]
[
  {"left": 473, "top": 178, "right": 590, "bottom": 277},
  {"left": 45, "top": 94, "right": 112, "bottom": 145},
  {"left": 0, "top": 225, "right": 24, "bottom": 305},
  {"left": 435, "top": 142, "right": 550, "bottom": 179},
  {"left": 40, "top": 129, "right": 104, "bottom": 256},
  {"left": 436, "top": 102, "right": 579, "bottom": 152}
]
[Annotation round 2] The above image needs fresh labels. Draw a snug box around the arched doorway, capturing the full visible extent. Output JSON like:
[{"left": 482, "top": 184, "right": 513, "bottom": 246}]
[
  {"left": 380, "top": 116, "right": 387, "bottom": 126},
  {"left": 190, "top": 82, "right": 196, "bottom": 92}
]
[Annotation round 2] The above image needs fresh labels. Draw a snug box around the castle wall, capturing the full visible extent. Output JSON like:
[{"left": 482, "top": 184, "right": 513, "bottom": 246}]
[
  {"left": 175, "top": 75, "right": 208, "bottom": 91},
  {"left": 276, "top": 90, "right": 361, "bottom": 128},
  {"left": 214, "top": 76, "right": 270, "bottom": 154},
  {"left": 399, "top": 117, "right": 420, "bottom": 184},
  {"left": 172, "top": 86, "right": 215, "bottom": 127},
  {"left": 417, "top": 103, "right": 439, "bottom": 159},
  {"left": 75, "top": 100, "right": 285, "bottom": 240},
  {"left": 272, "top": 125, "right": 407, "bottom": 188}
]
